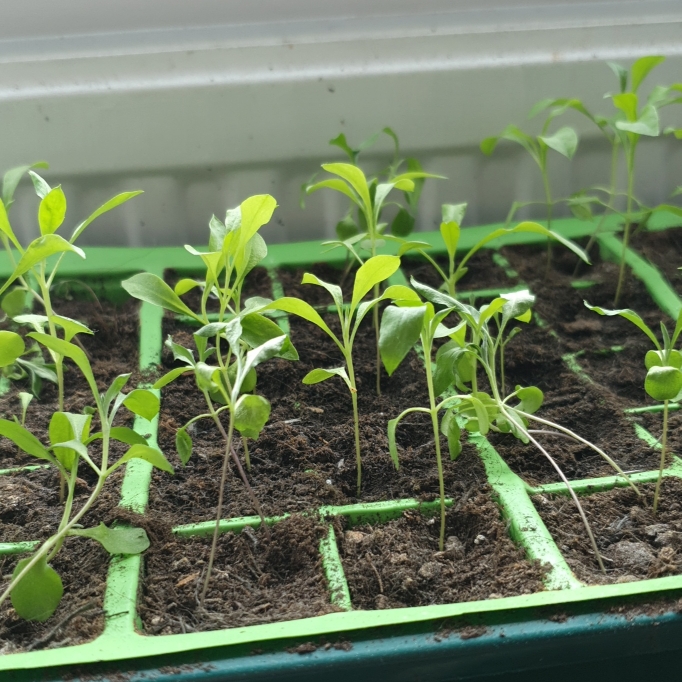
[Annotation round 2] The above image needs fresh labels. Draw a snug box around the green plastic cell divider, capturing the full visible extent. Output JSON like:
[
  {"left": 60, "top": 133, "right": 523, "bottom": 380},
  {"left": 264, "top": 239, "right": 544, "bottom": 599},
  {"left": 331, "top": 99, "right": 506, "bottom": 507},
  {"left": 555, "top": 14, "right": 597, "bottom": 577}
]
[
  {"left": 570, "top": 280, "right": 597, "bottom": 289},
  {"left": 172, "top": 513, "right": 291, "bottom": 538},
  {"left": 561, "top": 352, "right": 595, "bottom": 385},
  {"left": 491, "top": 251, "right": 519, "bottom": 279},
  {"left": 596, "top": 232, "right": 682, "bottom": 319},
  {"left": 0, "top": 464, "right": 49, "bottom": 476},
  {"left": 319, "top": 524, "right": 353, "bottom": 611},
  {"left": 471, "top": 432, "right": 584, "bottom": 590},
  {"left": 0, "top": 541, "right": 38, "bottom": 556},
  {"left": 625, "top": 402, "right": 682, "bottom": 414},
  {"left": 100, "top": 554, "right": 142, "bottom": 638},
  {"left": 319, "top": 497, "right": 453, "bottom": 527}
]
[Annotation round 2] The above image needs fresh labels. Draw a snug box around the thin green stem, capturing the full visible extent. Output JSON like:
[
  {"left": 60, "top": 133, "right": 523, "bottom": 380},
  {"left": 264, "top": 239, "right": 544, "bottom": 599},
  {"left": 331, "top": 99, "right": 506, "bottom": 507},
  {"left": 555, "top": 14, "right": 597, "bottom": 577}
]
[
  {"left": 200, "top": 412, "right": 234, "bottom": 606},
  {"left": 614, "top": 144, "right": 636, "bottom": 306},
  {"left": 653, "top": 400, "right": 669, "bottom": 513},
  {"left": 242, "top": 435, "right": 251, "bottom": 472}
]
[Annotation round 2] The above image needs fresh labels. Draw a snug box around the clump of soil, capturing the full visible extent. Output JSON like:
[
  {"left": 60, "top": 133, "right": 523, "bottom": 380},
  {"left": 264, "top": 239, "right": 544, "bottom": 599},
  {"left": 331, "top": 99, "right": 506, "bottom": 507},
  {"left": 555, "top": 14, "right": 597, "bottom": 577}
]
[
  {"left": 138, "top": 515, "right": 335, "bottom": 634},
  {"left": 339, "top": 448, "right": 547, "bottom": 608},
  {"left": 536, "top": 478, "right": 682, "bottom": 584},
  {"left": 0, "top": 537, "right": 108, "bottom": 653}
]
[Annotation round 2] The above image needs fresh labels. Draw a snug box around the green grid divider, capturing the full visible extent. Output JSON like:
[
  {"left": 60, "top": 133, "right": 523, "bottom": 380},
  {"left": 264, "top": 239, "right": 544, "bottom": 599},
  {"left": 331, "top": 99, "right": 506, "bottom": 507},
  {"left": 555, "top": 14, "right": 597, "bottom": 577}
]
[{"left": 4, "top": 214, "right": 682, "bottom": 673}]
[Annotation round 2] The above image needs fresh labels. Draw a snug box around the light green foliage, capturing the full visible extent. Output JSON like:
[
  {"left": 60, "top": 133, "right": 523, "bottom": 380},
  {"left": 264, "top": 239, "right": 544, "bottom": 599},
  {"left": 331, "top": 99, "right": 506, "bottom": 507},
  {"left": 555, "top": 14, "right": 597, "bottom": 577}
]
[
  {"left": 0, "top": 164, "right": 142, "bottom": 405},
  {"left": 586, "top": 302, "right": 682, "bottom": 511},
  {"left": 123, "top": 194, "right": 297, "bottom": 605},
  {"left": 0, "top": 344, "right": 170, "bottom": 621}
]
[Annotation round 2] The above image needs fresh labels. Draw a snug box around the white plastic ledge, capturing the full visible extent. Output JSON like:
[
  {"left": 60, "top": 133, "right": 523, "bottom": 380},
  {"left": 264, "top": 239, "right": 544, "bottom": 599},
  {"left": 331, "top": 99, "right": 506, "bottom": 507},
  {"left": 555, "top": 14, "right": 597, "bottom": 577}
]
[{"left": 1, "top": 0, "right": 682, "bottom": 246}]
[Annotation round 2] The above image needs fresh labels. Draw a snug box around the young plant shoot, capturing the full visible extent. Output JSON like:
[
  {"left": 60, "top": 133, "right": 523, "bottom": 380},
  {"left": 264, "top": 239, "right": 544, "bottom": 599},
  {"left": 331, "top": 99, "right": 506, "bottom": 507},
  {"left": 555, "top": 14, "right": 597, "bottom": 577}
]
[
  {"left": 262, "top": 254, "right": 415, "bottom": 497},
  {"left": 122, "top": 194, "right": 299, "bottom": 603},
  {"left": 0, "top": 335, "right": 172, "bottom": 622},
  {"left": 393, "top": 279, "right": 641, "bottom": 569},
  {"left": 402, "top": 204, "right": 590, "bottom": 298},
  {"left": 586, "top": 302, "right": 682, "bottom": 512},
  {"left": 0, "top": 165, "right": 142, "bottom": 407},
  {"left": 306, "top": 154, "right": 442, "bottom": 395}
]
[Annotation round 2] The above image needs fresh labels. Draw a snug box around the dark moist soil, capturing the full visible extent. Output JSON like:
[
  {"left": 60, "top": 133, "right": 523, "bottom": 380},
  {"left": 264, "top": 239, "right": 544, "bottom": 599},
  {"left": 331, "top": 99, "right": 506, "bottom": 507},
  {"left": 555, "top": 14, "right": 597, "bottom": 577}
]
[
  {"left": 536, "top": 478, "right": 682, "bottom": 584},
  {"left": 500, "top": 240, "right": 669, "bottom": 406},
  {"left": 0, "top": 537, "right": 108, "bottom": 653},
  {"left": 165, "top": 267, "right": 274, "bottom": 313},
  {"left": 630, "top": 226, "right": 682, "bottom": 296},
  {"left": 138, "top": 515, "right": 337, "bottom": 635},
  {"left": 338, "top": 444, "right": 547, "bottom": 608}
]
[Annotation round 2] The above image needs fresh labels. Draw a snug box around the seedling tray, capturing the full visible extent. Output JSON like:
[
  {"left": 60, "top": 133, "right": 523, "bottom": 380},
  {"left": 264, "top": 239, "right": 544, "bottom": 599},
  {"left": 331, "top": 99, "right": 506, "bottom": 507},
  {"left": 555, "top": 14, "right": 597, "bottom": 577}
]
[{"left": 2, "top": 213, "right": 682, "bottom": 681}]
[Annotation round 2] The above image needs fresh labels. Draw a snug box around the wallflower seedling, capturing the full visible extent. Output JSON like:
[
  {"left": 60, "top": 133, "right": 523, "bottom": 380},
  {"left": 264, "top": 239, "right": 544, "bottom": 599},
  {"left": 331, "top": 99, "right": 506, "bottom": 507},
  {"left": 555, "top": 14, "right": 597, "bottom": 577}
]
[
  {"left": 122, "top": 194, "right": 298, "bottom": 603},
  {"left": 0, "top": 337, "right": 172, "bottom": 622},
  {"left": 586, "top": 302, "right": 682, "bottom": 512}
]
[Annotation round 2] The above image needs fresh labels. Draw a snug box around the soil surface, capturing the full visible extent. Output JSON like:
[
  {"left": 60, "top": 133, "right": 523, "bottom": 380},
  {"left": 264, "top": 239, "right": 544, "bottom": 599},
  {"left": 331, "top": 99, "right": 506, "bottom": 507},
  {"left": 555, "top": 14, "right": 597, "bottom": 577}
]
[
  {"left": 631, "top": 226, "right": 682, "bottom": 295},
  {"left": 339, "top": 446, "right": 547, "bottom": 608},
  {"left": 536, "top": 478, "right": 682, "bottom": 584},
  {"left": 138, "top": 515, "right": 336, "bottom": 634}
]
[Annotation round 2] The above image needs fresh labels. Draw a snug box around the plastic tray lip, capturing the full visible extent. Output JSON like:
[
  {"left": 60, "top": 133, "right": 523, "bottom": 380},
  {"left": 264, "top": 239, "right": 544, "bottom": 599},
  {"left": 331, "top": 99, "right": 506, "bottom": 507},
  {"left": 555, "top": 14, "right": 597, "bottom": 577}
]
[{"left": 2, "top": 212, "right": 682, "bottom": 672}]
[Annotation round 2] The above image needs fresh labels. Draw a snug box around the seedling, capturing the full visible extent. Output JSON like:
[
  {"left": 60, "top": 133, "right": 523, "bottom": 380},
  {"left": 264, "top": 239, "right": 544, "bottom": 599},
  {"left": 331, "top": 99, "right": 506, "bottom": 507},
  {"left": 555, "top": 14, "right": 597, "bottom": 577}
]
[
  {"left": 586, "top": 302, "right": 682, "bottom": 512},
  {"left": 402, "top": 204, "right": 590, "bottom": 298},
  {"left": 262, "top": 254, "right": 414, "bottom": 497},
  {"left": 122, "top": 194, "right": 298, "bottom": 603},
  {"left": 306, "top": 150, "right": 442, "bottom": 395},
  {"left": 481, "top": 103, "right": 580, "bottom": 253},
  {"left": 388, "top": 279, "right": 640, "bottom": 569},
  {"left": 0, "top": 165, "right": 142, "bottom": 408},
  {"left": 0, "top": 334, "right": 172, "bottom": 622}
]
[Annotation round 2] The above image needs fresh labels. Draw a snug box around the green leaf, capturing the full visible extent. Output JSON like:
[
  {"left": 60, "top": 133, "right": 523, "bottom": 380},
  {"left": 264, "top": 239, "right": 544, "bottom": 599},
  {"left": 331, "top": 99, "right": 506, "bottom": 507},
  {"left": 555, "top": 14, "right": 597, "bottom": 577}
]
[
  {"left": 390, "top": 207, "right": 415, "bottom": 237},
  {"left": 0, "top": 418, "right": 54, "bottom": 463},
  {"left": 440, "top": 410, "right": 462, "bottom": 460},
  {"left": 70, "top": 191, "right": 143, "bottom": 243},
  {"left": 174, "top": 278, "right": 200, "bottom": 296},
  {"left": 123, "top": 389, "right": 160, "bottom": 421},
  {"left": 0, "top": 330, "right": 25, "bottom": 367},
  {"left": 303, "top": 367, "right": 350, "bottom": 388},
  {"left": 306, "top": 179, "right": 361, "bottom": 207},
  {"left": 263, "top": 297, "right": 335, "bottom": 339},
  {"left": 49, "top": 411, "right": 91, "bottom": 469},
  {"left": 68, "top": 523, "right": 150, "bottom": 555},
  {"left": 234, "top": 394, "right": 271, "bottom": 439},
  {"left": 351, "top": 255, "right": 400, "bottom": 310},
  {"left": 320, "top": 163, "right": 371, "bottom": 213},
  {"left": 0, "top": 234, "right": 85, "bottom": 296},
  {"left": 329, "top": 132, "right": 357, "bottom": 161},
  {"left": 645, "top": 366, "right": 682, "bottom": 401},
  {"left": 51, "top": 315, "right": 93, "bottom": 342},
  {"left": 1, "top": 288, "right": 26, "bottom": 317},
  {"left": 121, "top": 273, "right": 199, "bottom": 319},
  {"left": 538, "top": 127, "right": 578, "bottom": 159},
  {"left": 38, "top": 186, "right": 67, "bottom": 235},
  {"left": 237, "top": 194, "right": 277, "bottom": 250},
  {"left": 516, "top": 385, "right": 544, "bottom": 414},
  {"left": 379, "top": 305, "right": 426, "bottom": 376},
  {"left": 102, "top": 373, "right": 132, "bottom": 413},
  {"left": 176, "top": 427, "right": 193, "bottom": 465},
  {"left": 112, "top": 444, "right": 174, "bottom": 474},
  {"left": 0, "top": 199, "right": 21, "bottom": 250},
  {"left": 631, "top": 55, "right": 665, "bottom": 93},
  {"left": 500, "top": 289, "right": 535, "bottom": 324},
  {"left": 28, "top": 332, "right": 98, "bottom": 396},
  {"left": 616, "top": 104, "right": 660, "bottom": 137},
  {"left": 241, "top": 313, "right": 298, "bottom": 361},
  {"left": 442, "top": 203, "right": 467, "bottom": 225},
  {"left": 153, "top": 366, "right": 192, "bottom": 389},
  {"left": 612, "top": 93, "right": 638, "bottom": 122},
  {"left": 2, "top": 162, "right": 48, "bottom": 209},
  {"left": 301, "top": 272, "right": 344, "bottom": 310},
  {"left": 240, "top": 336, "right": 287, "bottom": 391},
  {"left": 583, "top": 302, "right": 660, "bottom": 349},
  {"left": 440, "top": 221, "right": 460, "bottom": 260},
  {"left": 108, "top": 426, "right": 148, "bottom": 446},
  {"left": 10, "top": 556, "right": 63, "bottom": 622},
  {"left": 607, "top": 61, "right": 628, "bottom": 93},
  {"left": 28, "top": 171, "right": 51, "bottom": 199}
]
